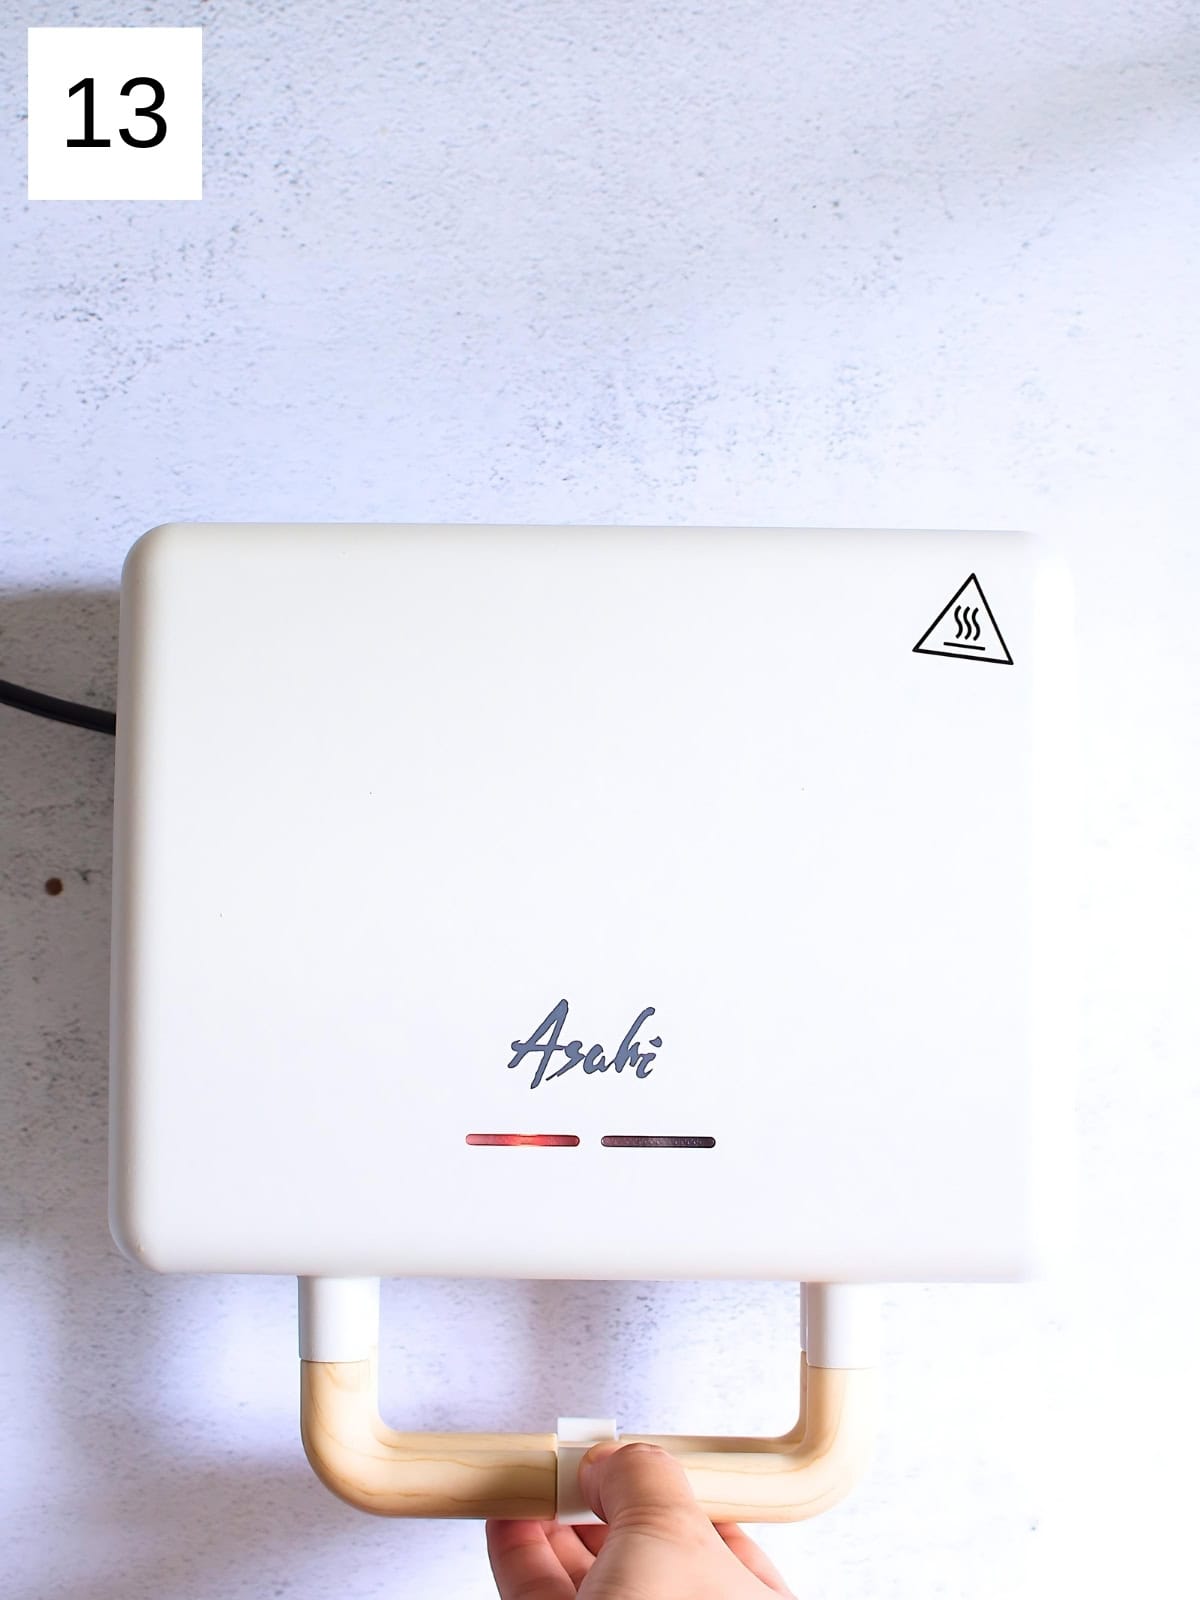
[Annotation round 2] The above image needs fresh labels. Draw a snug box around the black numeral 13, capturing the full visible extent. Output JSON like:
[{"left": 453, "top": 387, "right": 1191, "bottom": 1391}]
[{"left": 67, "top": 76, "right": 167, "bottom": 150}]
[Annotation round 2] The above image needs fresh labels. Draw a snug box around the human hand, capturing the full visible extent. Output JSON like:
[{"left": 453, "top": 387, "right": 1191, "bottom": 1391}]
[{"left": 486, "top": 1441, "right": 794, "bottom": 1598}]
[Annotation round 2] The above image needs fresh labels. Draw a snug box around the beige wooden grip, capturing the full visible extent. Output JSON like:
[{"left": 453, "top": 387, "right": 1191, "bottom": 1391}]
[{"left": 300, "top": 1351, "right": 875, "bottom": 1522}]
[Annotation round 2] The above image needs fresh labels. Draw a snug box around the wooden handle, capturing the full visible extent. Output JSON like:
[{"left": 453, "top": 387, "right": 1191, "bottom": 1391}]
[
  {"left": 300, "top": 1351, "right": 875, "bottom": 1522},
  {"left": 622, "top": 1359, "right": 876, "bottom": 1522},
  {"left": 301, "top": 1354, "right": 558, "bottom": 1518}
]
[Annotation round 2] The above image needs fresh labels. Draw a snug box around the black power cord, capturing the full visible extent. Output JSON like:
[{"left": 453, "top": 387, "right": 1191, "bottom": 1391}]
[{"left": 0, "top": 678, "right": 116, "bottom": 736}]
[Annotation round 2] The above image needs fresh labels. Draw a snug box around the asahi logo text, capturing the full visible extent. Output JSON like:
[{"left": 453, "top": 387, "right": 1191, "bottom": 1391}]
[{"left": 508, "top": 1000, "right": 661, "bottom": 1090}]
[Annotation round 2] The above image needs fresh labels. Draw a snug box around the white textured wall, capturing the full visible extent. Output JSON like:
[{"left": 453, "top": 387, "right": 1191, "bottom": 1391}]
[{"left": 2, "top": 3, "right": 1197, "bottom": 1597}]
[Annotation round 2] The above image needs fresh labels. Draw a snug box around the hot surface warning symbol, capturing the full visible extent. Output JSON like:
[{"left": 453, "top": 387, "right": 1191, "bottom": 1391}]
[{"left": 913, "top": 574, "right": 1013, "bottom": 665}]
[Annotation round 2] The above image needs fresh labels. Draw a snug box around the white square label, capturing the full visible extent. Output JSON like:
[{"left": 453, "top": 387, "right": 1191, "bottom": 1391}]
[{"left": 28, "top": 28, "right": 202, "bottom": 201}]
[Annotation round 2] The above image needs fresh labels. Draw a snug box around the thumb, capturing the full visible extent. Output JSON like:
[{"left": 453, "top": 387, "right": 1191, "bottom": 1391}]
[
  {"left": 579, "top": 1442, "right": 735, "bottom": 1596},
  {"left": 580, "top": 1441, "right": 708, "bottom": 1533}
]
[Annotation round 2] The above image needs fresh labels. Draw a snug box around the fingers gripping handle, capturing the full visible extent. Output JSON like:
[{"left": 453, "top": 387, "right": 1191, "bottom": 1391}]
[
  {"left": 556, "top": 1417, "right": 618, "bottom": 1524},
  {"left": 298, "top": 1280, "right": 879, "bottom": 1521}
]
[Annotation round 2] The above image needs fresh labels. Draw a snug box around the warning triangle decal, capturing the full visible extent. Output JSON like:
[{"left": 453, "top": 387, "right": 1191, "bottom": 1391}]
[{"left": 913, "top": 573, "right": 1013, "bottom": 665}]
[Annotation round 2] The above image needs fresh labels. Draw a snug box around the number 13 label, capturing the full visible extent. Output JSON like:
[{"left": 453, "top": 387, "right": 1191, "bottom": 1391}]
[
  {"left": 68, "top": 75, "right": 168, "bottom": 151},
  {"left": 28, "top": 28, "right": 202, "bottom": 200}
]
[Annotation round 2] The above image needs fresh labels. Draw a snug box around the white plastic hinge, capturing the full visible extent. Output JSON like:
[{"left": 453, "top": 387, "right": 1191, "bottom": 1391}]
[
  {"left": 802, "top": 1284, "right": 882, "bottom": 1369},
  {"left": 298, "top": 1277, "right": 381, "bottom": 1363},
  {"left": 556, "top": 1416, "right": 618, "bottom": 1524}
]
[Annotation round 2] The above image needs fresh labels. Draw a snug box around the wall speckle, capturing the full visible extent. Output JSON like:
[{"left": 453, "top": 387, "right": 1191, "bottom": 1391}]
[{"left": 2, "top": 4, "right": 1197, "bottom": 1597}]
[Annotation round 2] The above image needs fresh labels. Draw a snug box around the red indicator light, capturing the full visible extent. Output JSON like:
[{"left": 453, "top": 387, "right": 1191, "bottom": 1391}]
[{"left": 465, "top": 1133, "right": 580, "bottom": 1147}]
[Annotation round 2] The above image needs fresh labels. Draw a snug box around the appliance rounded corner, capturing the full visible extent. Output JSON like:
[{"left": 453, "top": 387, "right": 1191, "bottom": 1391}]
[
  {"left": 121, "top": 521, "right": 193, "bottom": 587},
  {"left": 108, "top": 1184, "right": 178, "bottom": 1274}
]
